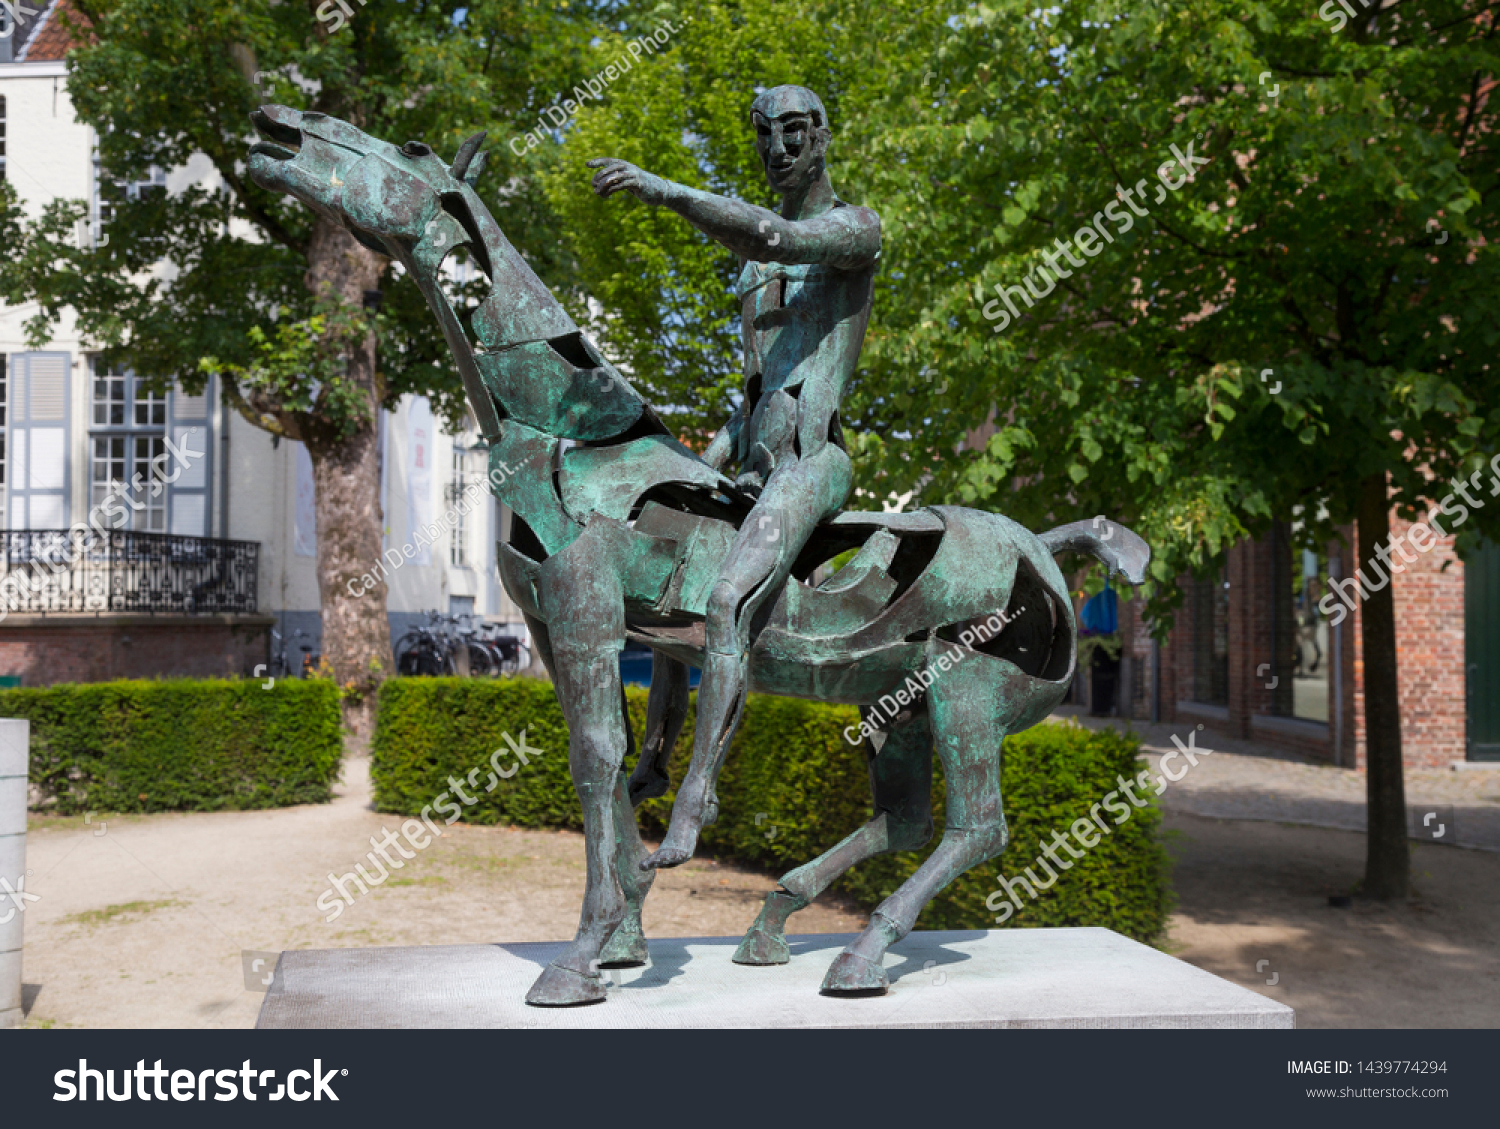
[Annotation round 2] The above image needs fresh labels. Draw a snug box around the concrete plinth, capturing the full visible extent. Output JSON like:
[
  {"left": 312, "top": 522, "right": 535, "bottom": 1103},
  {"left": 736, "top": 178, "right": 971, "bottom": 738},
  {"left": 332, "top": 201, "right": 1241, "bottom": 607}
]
[
  {"left": 0, "top": 718, "right": 28, "bottom": 1030},
  {"left": 256, "top": 927, "right": 1294, "bottom": 1030}
]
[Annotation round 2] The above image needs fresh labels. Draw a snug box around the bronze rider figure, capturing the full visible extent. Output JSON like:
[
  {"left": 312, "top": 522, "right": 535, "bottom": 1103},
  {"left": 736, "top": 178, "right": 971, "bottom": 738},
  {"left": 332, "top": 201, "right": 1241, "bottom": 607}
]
[{"left": 588, "top": 84, "right": 881, "bottom": 867}]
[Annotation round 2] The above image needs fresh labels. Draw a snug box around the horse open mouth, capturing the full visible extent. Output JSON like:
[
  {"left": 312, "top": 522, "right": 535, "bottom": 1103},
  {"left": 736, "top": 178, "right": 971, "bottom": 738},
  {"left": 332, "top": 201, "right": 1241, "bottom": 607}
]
[{"left": 249, "top": 109, "right": 301, "bottom": 162}]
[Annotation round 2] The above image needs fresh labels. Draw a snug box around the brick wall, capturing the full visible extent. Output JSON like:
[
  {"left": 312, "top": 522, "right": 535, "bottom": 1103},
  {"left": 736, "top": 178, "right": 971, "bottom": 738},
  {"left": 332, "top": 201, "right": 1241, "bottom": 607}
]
[
  {"left": 0, "top": 615, "right": 273, "bottom": 687},
  {"left": 1143, "top": 504, "right": 1463, "bottom": 770},
  {"left": 1349, "top": 513, "right": 1466, "bottom": 769}
]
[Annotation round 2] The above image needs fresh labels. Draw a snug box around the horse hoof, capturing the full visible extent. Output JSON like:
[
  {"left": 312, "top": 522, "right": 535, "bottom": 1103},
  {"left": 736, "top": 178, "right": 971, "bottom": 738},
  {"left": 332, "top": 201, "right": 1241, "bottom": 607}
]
[
  {"left": 525, "top": 963, "right": 607, "bottom": 1007},
  {"left": 641, "top": 846, "right": 692, "bottom": 870},
  {"left": 599, "top": 926, "right": 649, "bottom": 967},
  {"left": 820, "top": 952, "right": 889, "bottom": 995},
  {"left": 732, "top": 927, "right": 790, "bottom": 966}
]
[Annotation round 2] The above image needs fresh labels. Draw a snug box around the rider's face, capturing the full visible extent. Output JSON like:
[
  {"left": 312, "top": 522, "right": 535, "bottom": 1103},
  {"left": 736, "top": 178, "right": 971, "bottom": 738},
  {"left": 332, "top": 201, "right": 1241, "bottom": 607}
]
[{"left": 755, "top": 112, "right": 824, "bottom": 194}]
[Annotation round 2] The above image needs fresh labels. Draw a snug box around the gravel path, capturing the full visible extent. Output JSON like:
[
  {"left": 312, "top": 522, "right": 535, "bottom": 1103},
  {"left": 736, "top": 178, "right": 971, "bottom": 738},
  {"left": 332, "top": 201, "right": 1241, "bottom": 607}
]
[
  {"left": 1163, "top": 812, "right": 1500, "bottom": 1027},
  {"left": 1056, "top": 707, "right": 1500, "bottom": 851}
]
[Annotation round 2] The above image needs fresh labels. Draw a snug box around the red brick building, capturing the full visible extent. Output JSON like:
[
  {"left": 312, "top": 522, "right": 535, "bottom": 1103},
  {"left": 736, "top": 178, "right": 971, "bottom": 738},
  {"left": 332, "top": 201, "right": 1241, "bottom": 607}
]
[{"left": 1101, "top": 509, "right": 1485, "bottom": 770}]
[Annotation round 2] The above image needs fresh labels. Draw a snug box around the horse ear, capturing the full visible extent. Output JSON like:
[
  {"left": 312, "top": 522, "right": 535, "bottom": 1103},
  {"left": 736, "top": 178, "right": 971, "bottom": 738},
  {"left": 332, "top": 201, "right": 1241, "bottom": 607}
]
[
  {"left": 451, "top": 131, "right": 488, "bottom": 181},
  {"left": 461, "top": 149, "right": 488, "bottom": 186}
]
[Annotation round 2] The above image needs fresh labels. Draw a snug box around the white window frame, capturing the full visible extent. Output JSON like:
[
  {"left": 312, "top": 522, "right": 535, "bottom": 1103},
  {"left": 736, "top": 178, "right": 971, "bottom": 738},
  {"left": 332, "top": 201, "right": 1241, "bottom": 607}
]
[{"left": 89, "top": 360, "right": 169, "bottom": 533}]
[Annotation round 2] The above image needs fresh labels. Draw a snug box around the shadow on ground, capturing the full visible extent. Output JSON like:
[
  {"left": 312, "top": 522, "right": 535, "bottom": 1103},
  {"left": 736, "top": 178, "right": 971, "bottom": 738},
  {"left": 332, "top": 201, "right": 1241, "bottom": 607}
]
[{"left": 1164, "top": 812, "right": 1500, "bottom": 1027}]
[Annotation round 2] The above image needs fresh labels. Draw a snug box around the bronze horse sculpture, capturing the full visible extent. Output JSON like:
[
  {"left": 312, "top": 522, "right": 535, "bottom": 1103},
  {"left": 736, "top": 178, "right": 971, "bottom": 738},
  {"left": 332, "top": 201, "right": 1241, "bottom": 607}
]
[{"left": 247, "top": 105, "right": 1150, "bottom": 1007}]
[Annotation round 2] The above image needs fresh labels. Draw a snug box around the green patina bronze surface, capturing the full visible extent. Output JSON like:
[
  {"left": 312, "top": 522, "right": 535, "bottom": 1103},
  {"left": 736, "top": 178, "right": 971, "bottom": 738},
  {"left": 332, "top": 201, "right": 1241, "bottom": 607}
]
[{"left": 248, "top": 99, "right": 1151, "bottom": 1007}]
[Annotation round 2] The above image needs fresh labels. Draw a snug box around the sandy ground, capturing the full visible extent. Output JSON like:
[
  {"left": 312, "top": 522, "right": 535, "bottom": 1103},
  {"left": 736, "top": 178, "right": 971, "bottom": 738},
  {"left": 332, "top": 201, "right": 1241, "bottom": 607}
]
[
  {"left": 13, "top": 718, "right": 1500, "bottom": 1029},
  {"left": 15, "top": 757, "right": 864, "bottom": 1029},
  {"left": 1164, "top": 813, "right": 1500, "bottom": 1027}
]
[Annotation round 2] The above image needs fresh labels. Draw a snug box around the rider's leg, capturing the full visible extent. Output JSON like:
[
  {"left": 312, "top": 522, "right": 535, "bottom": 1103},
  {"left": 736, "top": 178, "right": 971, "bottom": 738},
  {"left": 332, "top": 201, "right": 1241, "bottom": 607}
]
[
  {"left": 626, "top": 651, "right": 692, "bottom": 805},
  {"left": 645, "top": 445, "right": 851, "bottom": 869}
]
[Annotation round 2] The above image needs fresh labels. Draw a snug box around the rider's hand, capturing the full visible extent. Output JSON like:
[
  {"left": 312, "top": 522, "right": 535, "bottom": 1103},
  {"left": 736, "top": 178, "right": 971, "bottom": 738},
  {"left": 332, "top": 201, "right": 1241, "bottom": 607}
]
[{"left": 587, "top": 158, "right": 671, "bottom": 206}]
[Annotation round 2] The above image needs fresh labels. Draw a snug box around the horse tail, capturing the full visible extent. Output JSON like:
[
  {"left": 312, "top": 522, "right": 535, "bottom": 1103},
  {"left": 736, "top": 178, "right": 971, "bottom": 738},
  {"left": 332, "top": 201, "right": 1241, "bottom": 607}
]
[{"left": 1036, "top": 517, "right": 1151, "bottom": 586}]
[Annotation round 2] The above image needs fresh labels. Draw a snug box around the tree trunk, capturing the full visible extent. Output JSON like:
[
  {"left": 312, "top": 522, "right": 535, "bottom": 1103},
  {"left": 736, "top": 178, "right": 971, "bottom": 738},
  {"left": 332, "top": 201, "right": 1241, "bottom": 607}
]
[
  {"left": 303, "top": 218, "right": 392, "bottom": 739},
  {"left": 1357, "top": 471, "right": 1409, "bottom": 899}
]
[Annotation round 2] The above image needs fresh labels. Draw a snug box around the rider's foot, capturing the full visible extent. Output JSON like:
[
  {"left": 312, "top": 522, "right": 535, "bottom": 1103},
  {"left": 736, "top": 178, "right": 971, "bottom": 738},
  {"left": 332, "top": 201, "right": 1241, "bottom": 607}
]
[
  {"left": 641, "top": 845, "right": 692, "bottom": 870},
  {"left": 641, "top": 813, "right": 702, "bottom": 869}
]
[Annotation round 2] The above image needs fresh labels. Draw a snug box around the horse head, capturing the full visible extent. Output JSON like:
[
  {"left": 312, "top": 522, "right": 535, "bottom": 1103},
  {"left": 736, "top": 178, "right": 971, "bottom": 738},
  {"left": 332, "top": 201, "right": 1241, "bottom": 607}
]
[
  {"left": 248, "top": 104, "right": 491, "bottom": 280},
  {"left": 249, "top": 105, "right": 611, "bottom": 442}
]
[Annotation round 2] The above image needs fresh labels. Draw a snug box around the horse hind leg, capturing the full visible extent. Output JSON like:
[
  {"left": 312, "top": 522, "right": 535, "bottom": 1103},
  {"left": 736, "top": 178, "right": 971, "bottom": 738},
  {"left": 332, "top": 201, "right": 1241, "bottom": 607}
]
[
  {"left": 735, "top": 706, "right": 934, "bottom": 966},
  {"left": 821, "top": 658, "right": 1017, "bottom": 995}
]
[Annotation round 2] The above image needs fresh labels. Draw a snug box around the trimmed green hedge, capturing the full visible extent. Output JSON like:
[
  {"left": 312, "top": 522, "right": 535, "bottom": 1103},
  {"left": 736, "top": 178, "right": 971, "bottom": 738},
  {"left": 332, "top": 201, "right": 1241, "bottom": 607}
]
[
  {"left": 7, "top": 679, "right": 343, "bottom": 813},
  {"left": 372, "top": 678, "right": 1173, "bottom": 941}
]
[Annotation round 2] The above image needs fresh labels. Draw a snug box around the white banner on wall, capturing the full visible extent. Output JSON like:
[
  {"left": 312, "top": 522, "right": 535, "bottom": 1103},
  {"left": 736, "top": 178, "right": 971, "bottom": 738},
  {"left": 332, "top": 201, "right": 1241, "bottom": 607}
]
[{"left": 407, "top": 397, "right": 434, "bottom": 566}]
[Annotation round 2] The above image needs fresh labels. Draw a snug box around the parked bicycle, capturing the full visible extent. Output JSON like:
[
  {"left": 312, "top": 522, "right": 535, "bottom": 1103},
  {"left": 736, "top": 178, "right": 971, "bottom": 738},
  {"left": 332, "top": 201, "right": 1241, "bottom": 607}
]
[
  {"left": 474, "top": 620, "right": 531, "bottom": 675},
  {"left": 394, "top": 612, "right": 530, "bottom": 677},
  {"left": 269, "top": 627, "right": 320, "bottom": 679},
  {"left": 395, "top": 612, "right": 458, "bottom": 676}
]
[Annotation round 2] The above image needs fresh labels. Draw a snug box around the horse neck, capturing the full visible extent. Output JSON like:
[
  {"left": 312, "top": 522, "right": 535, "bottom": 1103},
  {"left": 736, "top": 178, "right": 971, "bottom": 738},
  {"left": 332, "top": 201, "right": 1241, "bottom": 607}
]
[{"left": 397, "top": 186, "right": 657, "bottom": 545}]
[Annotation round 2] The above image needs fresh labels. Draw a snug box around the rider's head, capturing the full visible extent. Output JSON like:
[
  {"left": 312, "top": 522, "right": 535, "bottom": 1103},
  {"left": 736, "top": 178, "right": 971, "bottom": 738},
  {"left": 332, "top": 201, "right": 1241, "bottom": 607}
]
[{"left": 750, "top": 85, "right": 830, "bottom": 196}]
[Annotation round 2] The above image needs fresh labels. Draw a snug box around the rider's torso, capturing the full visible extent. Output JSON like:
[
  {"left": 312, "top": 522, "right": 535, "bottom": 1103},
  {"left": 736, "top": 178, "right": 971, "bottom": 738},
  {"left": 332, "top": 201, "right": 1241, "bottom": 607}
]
[{"left": 733, "top": 256, "right": 875, "bottom": 471}]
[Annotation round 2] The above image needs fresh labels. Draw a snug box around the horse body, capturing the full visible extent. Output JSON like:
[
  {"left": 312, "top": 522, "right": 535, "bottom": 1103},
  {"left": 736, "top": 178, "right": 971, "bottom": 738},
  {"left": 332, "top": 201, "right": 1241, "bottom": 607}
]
[{"left": 247, "top": 106, "right": 1150, "bottom": 1006}]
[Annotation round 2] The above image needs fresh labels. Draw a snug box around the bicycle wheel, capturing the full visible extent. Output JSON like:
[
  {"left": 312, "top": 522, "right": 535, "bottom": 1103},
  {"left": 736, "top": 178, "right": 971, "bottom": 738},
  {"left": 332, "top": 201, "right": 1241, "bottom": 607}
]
[
  {"left": 492, "top": 638, "right": 516, "bottom": 674},
  {"left": 395, "top": 633, "right": 423, "bottom": 676},
  {"left": 466, "top": 641, "right": 493, "bottom": 676}
]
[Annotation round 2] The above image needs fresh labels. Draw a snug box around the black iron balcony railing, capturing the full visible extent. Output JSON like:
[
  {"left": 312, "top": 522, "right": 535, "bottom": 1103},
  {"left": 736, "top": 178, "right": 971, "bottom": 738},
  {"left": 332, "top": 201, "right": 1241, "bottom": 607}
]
[{"left": 0, "top": 530, "right": 259, "bottom": 616}]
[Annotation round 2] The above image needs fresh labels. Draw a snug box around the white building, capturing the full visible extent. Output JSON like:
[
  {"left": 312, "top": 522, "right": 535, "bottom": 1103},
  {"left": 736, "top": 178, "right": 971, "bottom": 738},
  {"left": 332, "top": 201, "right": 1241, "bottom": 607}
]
[{"left": 0, "top": 1, "right": 528, "bottom": 685}]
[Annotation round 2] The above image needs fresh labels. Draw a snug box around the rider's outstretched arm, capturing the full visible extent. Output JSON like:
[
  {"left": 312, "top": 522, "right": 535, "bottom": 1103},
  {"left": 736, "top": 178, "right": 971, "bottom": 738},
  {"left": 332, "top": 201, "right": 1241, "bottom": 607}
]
[
  {"left": 661, "top": 184, "right": 880, "bottom": 269},
  {"left": 587, "top": 158, "right": 880, "bottom": 269}
]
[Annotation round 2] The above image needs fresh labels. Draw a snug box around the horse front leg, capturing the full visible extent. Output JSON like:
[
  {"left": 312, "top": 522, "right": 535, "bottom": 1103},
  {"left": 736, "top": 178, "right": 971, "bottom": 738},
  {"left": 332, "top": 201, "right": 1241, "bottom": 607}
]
[
  {"left": 599, "top": 684, "right": 656, "bottom": 967},
  {"left": 526, "top": 619, "right": 632, "bottom": 1006},
  {"left": 598, "top": 767, "right": 654, "bottom": 967}
]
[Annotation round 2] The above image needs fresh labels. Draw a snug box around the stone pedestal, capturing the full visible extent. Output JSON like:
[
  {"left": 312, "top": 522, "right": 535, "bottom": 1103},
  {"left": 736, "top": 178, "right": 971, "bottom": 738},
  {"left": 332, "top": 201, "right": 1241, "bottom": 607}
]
[
  {"left": 0, "top": 718, "right": 28, "bottom": 1029},
  {"left": 256, "top": 927, "right": 1293, "bottom": 1029}
]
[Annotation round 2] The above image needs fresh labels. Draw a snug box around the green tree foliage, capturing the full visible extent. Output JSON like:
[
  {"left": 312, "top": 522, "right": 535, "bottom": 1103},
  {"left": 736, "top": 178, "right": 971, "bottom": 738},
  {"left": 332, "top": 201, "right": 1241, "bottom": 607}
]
[
  {"left": 840, "top": 0, "right": 1498, "bottom": 901},
  {"left": 2, "top": 0, "right": 608, "bottom": 421},
  {"left": 845, "top": 0, "right": 1497, "bottom": 586}
]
